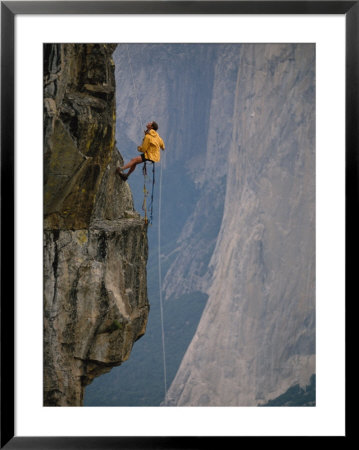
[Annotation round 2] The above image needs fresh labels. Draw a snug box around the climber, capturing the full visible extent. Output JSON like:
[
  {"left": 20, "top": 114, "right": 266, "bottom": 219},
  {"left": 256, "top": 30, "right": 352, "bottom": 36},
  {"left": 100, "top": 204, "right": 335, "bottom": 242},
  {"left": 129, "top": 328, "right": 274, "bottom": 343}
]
[{"left": 116, "top": 121, "right": 165, "bottom": 181}]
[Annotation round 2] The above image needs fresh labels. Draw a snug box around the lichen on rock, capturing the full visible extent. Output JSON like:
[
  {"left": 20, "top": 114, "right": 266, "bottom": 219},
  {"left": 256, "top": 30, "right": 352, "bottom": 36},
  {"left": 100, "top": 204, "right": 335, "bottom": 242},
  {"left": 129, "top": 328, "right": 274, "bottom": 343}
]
[{"left": 43, "top": 44, "right": 149, "bottom": 406}]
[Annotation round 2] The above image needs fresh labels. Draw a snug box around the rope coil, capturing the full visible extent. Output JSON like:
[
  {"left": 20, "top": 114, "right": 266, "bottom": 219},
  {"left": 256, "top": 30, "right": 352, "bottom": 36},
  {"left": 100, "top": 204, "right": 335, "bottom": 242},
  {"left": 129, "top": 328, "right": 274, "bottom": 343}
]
[
  {"left": 142, "top": 162, "right": 149, "bottom": 224},
  {"left": 142, "top": 161, "right": 156, "bottom": 226}
]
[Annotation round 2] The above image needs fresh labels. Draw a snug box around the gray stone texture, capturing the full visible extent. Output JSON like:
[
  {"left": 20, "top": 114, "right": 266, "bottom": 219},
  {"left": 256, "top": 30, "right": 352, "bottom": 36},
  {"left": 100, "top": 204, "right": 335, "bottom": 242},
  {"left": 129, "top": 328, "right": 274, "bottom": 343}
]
[{"left": 43, "top": 44, "right": 149, "bottom": 406}]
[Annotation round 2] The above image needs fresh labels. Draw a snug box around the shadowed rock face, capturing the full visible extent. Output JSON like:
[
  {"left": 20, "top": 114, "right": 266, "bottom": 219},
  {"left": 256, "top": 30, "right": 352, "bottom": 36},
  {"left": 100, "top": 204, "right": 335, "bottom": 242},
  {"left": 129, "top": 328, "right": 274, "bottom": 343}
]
[{"left": 43, "top": 44, "right": 149, "bottom": 406}]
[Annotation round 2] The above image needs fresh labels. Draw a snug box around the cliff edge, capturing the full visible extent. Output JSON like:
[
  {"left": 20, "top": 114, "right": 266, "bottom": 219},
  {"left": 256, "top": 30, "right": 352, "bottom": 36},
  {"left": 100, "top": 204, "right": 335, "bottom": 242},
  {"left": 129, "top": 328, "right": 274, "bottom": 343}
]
[{"left": 43, "top": 44, "right": 149, "bottom": 406}]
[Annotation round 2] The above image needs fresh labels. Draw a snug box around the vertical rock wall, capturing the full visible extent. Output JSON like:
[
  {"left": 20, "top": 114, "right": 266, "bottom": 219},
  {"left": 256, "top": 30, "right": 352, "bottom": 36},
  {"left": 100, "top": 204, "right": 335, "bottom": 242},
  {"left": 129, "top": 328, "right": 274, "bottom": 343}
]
[
  {"left": 43, "top": 44, "right": 149, "bottom": 406},
  {"left": 164, "top": 44, "right": 315, "bottom": 406}
]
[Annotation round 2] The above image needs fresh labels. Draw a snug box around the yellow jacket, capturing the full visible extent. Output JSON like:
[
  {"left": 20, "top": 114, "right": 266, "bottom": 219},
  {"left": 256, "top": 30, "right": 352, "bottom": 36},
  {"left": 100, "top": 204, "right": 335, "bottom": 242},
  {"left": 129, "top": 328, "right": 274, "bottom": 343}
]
[{"left": 137, "top": 129, "right": 165, "bottom": 163}]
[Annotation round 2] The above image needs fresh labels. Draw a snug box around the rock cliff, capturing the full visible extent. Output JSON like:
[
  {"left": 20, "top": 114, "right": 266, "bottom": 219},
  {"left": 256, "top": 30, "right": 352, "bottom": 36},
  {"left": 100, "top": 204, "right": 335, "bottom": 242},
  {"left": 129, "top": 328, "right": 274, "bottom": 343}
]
[
  {"left": 164, "top": 44, "right": 315, "bottom": 406},
  {"left": 43, "top": 44, "right": 149, "bottom": 406}
]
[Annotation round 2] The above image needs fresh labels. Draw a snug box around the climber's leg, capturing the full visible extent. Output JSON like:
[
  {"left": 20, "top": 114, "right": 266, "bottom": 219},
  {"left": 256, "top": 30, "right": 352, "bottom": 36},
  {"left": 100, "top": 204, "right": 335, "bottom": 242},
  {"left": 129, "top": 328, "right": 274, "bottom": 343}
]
[
  {"left": 116, "top": 155, "right": 144, "bottom": 180},
  {"left": 120, "top": 156, "right": 142, "bottom": 172}
]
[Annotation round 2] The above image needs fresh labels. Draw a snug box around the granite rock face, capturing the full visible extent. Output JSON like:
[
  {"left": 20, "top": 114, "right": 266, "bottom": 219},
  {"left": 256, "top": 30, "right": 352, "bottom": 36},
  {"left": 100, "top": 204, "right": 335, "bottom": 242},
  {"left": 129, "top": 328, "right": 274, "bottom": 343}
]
[
  {"left": 164, "top": 44, "right": 315, "bottom": 406},
  {"left": 43, "top": 44, "right": 149, "bottom": 406}
]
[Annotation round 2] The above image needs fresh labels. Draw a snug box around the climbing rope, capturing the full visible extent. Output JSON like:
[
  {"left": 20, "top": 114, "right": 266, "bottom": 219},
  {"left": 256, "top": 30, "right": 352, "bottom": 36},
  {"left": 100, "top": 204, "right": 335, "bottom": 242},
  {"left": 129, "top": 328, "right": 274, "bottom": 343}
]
[
  {"left": 142, "top": 161, "right": 156, "bottom": 225},
  {"left": 142, "top": 163, "right": 149, "bottom": 224},
  {"left": 142, "top": 162, "right": 151, "bottom": 225},
  {"left": 126, "top": 44, "right": 168, "bottom": 401},
  {"left": 142, "top": 157, "right": 167, "bottom": 400},
  {"left": 149, "top": 162, "right": 155, "bottom": 225},
  {"left": 142, "top": 157, "right": 168, "bottom": 399},
  {"left": 157, "top": 152, "right": 168, "bottom": 400}
]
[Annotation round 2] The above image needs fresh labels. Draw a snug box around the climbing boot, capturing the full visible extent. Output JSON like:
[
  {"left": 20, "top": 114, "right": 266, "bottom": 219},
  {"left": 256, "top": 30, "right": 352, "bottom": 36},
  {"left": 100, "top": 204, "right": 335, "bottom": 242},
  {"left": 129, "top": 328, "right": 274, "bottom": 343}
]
[{"left": 116, "top": 167, "right": 128, "bottom": 180}]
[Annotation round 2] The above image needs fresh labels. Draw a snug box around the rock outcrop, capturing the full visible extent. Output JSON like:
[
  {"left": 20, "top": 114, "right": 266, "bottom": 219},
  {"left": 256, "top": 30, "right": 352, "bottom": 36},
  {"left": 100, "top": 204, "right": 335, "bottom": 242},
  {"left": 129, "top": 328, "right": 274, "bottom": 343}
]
[{"left": 43, "top": 44, "right": 149, "bottom": 406}]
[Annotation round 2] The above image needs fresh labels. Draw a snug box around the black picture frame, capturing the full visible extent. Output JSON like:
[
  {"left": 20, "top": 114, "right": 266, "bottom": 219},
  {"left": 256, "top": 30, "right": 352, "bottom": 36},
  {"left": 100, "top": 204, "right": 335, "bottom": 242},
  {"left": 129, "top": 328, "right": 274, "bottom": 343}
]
[{"left": 1, "top": 1, "right": 353, "bottom": 447}]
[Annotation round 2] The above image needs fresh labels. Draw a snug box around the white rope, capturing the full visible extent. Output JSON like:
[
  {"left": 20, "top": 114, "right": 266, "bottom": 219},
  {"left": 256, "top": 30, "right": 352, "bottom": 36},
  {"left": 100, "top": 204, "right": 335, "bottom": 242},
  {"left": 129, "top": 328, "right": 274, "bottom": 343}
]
[
  {"left": 126, "top": 44, "right": 144, "bottom": 132},
  {"left": 126, "top": 43, "right": 168, "bottom": 401},
  {"left": 158, "top": 151, "right": 168, "bottom": 400}
]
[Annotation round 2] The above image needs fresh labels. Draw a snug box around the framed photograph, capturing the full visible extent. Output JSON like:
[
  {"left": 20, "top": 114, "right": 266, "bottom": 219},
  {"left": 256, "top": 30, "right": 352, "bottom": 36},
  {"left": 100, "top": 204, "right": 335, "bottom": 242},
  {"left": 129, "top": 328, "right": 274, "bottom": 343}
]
[{"left": 1, "top": 1, "right": 353, "bottom": 447}]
